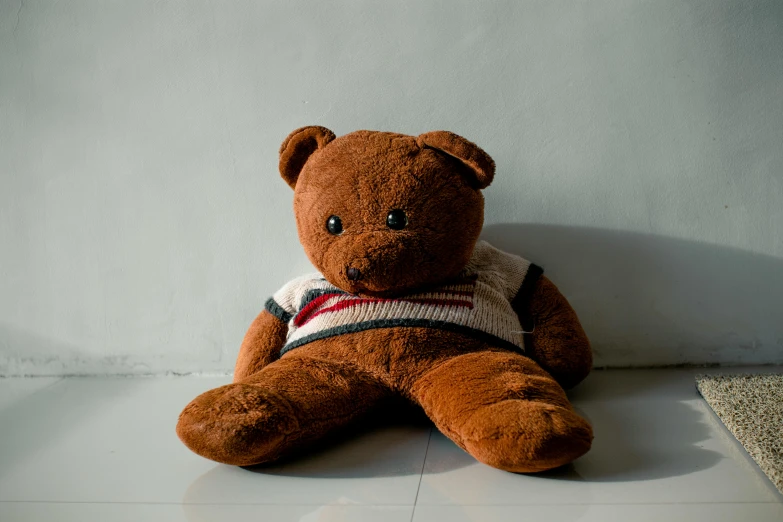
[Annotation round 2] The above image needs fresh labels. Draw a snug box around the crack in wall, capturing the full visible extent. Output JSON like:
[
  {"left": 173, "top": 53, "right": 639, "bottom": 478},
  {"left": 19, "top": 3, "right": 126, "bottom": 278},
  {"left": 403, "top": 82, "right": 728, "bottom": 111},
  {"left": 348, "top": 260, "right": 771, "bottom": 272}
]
[{"left": 13, "top": 0, "right": 24, "bottom": 35}]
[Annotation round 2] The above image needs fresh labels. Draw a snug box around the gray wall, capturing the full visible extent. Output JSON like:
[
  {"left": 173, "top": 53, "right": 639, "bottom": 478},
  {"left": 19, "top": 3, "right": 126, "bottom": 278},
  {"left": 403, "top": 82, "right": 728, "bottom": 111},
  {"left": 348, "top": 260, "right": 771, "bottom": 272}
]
[{"left": 1, "top": 0, "right": 782, "bottom": 375}]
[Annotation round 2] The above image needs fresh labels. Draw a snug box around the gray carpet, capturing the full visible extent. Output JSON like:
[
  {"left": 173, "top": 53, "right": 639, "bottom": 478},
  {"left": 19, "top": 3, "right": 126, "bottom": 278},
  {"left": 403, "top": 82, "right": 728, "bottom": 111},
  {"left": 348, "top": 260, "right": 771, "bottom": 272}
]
[{"left": 696, "top": 374, "right": 783, "bottom": 495}]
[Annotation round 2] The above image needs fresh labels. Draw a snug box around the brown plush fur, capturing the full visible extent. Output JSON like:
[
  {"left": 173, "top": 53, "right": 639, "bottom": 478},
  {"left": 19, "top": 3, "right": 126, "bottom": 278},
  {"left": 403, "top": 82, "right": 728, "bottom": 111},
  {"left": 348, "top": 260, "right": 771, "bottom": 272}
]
[
  {"left": 519, "top": 276, "right": 593, "bottom": 390},
  {"left": 177, "top": 127, "right": 593, "bottom": 473},
  {"left": 292, "top": 129, "right": 485, "bottom": 296}
]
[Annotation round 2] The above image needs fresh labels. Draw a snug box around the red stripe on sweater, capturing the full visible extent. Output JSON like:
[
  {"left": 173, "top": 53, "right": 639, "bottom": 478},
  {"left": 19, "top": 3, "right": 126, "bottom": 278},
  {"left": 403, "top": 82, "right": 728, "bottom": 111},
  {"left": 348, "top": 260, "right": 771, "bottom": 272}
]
[
  {"left": 293, "top": 292, "right": 345, "bottom": 327},
  {"left": 300, "top": 296, "right": 473, "bottom": 326}
]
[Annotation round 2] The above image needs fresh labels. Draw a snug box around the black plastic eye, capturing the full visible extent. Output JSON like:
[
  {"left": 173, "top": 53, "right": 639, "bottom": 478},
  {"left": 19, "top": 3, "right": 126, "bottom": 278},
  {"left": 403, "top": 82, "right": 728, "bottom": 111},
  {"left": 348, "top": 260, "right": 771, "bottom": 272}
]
[
  {"left": 386, "top": 209, "right": 408, "bottom": 230},
  {"left": 326, "top": 215, "right": 343, "bottom": 235}
]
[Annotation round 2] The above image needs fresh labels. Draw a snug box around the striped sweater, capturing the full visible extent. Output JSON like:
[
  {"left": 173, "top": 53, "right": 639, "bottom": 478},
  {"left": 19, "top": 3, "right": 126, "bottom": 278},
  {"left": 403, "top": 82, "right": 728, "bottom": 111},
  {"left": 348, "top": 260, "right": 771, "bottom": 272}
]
[{"left": 266, "top": 241, "right": 542, "bottom": 355}]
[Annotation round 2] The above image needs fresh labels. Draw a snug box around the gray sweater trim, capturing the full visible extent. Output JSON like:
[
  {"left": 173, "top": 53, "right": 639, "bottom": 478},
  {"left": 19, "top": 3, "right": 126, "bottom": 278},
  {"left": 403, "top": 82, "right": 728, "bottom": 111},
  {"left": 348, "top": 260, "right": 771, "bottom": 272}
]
[
  {"left": 278, "top": 318, "right": 524, "bottom": 356},
  {"left": 512, "top": 262, "right": 544, "bottom": 332},
  {"left": 265, "top": 297, "right": 292, "bottom": 323}
]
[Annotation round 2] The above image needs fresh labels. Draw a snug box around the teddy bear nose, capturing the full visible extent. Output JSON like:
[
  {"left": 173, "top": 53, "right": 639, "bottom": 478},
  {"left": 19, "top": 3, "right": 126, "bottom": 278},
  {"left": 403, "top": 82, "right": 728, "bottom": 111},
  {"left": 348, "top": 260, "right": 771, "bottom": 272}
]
[{"left": 346, "top": 267, "right": 361, "bottom": 281}]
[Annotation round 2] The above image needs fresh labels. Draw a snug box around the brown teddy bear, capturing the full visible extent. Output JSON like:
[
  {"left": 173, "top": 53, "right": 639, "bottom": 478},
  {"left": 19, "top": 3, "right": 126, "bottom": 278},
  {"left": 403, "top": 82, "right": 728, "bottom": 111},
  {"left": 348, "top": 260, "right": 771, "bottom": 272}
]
[{"left": 176, "top": 127, "right": 594, "bottom": 473}]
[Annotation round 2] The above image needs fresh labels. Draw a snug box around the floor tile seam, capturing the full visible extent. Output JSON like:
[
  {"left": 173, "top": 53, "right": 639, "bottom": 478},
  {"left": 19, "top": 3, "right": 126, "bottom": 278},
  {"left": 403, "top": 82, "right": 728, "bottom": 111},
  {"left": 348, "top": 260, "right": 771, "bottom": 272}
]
[
  {"left": 2, "top": 501, "right": 780, "bottom": 507},
  {"left": 411, "top": 501, "right": 783, "bottom": 506},
  {"left": 0, "top": 500, "right": 417, "bottom": 507},
  {"left": 410, "top": 427, "right": 434, "bottom": 522}
]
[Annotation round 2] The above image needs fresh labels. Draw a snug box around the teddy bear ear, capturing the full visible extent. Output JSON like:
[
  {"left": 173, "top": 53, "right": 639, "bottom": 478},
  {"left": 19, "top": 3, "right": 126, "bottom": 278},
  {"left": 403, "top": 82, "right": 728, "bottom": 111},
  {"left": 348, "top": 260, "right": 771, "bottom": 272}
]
[
  {"left": 278, "top": 126, "right": 336, "bottom": 189},
  {"left": 416, "top": 131, "right": 495, "bottom": 190}
]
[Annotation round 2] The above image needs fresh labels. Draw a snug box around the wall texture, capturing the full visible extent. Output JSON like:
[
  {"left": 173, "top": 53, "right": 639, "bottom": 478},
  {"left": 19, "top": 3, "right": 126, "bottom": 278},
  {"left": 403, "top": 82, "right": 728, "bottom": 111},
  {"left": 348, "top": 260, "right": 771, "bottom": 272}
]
[{"left": 1, "top": 0, "right": 781, "bottom": 375}]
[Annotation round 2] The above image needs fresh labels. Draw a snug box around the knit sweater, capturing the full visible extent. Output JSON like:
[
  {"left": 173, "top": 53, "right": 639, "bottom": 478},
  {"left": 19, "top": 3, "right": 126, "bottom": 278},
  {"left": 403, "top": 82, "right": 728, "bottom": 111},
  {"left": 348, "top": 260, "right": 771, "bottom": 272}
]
[{"left": 265, "top": 240, "right": 542, "bottom": 355}]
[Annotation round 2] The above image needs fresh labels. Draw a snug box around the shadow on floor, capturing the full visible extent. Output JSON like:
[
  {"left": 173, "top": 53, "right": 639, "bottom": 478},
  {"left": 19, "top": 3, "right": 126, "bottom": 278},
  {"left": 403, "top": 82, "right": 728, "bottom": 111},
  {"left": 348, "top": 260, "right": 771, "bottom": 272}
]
[
  {"left": 184, "top": 373, "right": 722, "bottom": 492},
  {"left": 544, "top": 399, "right": 723, "bottom": 483}
]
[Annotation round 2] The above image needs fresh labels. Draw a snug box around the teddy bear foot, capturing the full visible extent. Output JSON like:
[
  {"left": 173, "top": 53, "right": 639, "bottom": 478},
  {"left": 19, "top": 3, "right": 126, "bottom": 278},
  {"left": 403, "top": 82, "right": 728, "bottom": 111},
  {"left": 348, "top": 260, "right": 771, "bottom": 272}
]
[
  {"left": 460, "top": 401, "right": 593, "bottom": 473},
  {"left": 176, "top": 383, "right": 299, "bottom": 466},
  {"left": 177, "top": 354, "right": 390, "bottom": 466}
]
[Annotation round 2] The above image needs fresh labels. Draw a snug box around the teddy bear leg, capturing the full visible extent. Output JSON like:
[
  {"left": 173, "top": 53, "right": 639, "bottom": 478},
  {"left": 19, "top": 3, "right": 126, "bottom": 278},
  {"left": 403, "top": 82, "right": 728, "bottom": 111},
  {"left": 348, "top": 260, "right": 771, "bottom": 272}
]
[
  {"left": 176, "top": 353, "right": 388, "bottom": 466},
  {"left": 410, "top": 350, "right": 593, "bottom": 473}
]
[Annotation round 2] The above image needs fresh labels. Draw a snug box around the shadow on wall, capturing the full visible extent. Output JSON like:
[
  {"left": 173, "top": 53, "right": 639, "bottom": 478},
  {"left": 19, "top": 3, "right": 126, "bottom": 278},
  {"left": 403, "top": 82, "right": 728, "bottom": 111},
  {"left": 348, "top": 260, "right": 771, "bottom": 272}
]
[{"left": 482, "top": 224, "right": 783, "bottom": 367}]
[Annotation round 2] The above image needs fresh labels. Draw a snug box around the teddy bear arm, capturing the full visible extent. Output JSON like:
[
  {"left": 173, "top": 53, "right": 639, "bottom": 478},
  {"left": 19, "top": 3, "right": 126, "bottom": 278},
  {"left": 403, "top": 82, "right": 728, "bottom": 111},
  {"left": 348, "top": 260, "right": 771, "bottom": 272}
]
[
  {"left": 517, "top": 276, "right": 593, "bottom": 389},
  {"left": 233, "top": 309, "right": 288, "bottom": 382}
]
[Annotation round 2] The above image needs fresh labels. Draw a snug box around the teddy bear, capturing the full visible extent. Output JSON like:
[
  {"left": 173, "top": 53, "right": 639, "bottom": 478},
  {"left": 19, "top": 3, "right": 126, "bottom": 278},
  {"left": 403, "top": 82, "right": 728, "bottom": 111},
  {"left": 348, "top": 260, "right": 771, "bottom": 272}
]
[{"left": 176, "top": 126, "right": 594, "bottom": 473}]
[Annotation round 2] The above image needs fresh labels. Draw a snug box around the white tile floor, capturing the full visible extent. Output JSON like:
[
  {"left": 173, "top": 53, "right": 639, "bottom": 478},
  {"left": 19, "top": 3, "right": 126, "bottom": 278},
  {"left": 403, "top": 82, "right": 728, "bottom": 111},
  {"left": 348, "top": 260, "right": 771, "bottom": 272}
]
[{"left": 0, "top": 368, "right": 781, "bottom": 522}]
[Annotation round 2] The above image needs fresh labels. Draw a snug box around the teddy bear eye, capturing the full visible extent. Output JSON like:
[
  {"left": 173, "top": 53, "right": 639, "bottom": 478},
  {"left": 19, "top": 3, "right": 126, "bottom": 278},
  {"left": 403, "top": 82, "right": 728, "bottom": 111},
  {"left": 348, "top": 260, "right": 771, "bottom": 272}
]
[
  {"left": 386, "top": 209, "right": 408, "bottom": 230},
  {"left": 326, "top": 215, "right": 343, "bottom": 235}
]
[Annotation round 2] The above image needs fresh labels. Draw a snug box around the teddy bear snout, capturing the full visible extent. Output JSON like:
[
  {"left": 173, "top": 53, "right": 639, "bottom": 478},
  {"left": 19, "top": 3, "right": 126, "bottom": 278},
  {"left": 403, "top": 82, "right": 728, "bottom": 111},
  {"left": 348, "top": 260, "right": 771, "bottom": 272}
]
[{"left": 346, "top": 267, "right": 362, "bottom": 281}]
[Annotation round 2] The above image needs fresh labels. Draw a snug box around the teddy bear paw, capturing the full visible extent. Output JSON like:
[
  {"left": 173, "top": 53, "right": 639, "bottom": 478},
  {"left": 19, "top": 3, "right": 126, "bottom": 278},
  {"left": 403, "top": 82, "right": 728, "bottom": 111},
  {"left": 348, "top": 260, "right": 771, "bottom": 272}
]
[
  {"left": 176, "top": 383, "right": 299, "bottom": 466},
  {"left": 460, "top": 401, "right": 593, "bottom": 473}
]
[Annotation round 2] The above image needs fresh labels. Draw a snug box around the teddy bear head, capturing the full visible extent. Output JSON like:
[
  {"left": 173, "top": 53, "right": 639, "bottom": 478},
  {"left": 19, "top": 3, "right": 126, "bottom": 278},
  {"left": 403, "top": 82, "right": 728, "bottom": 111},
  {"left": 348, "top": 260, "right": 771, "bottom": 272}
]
[{"left": 278, "top": 126, "right": 495, "bottom": 296}]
